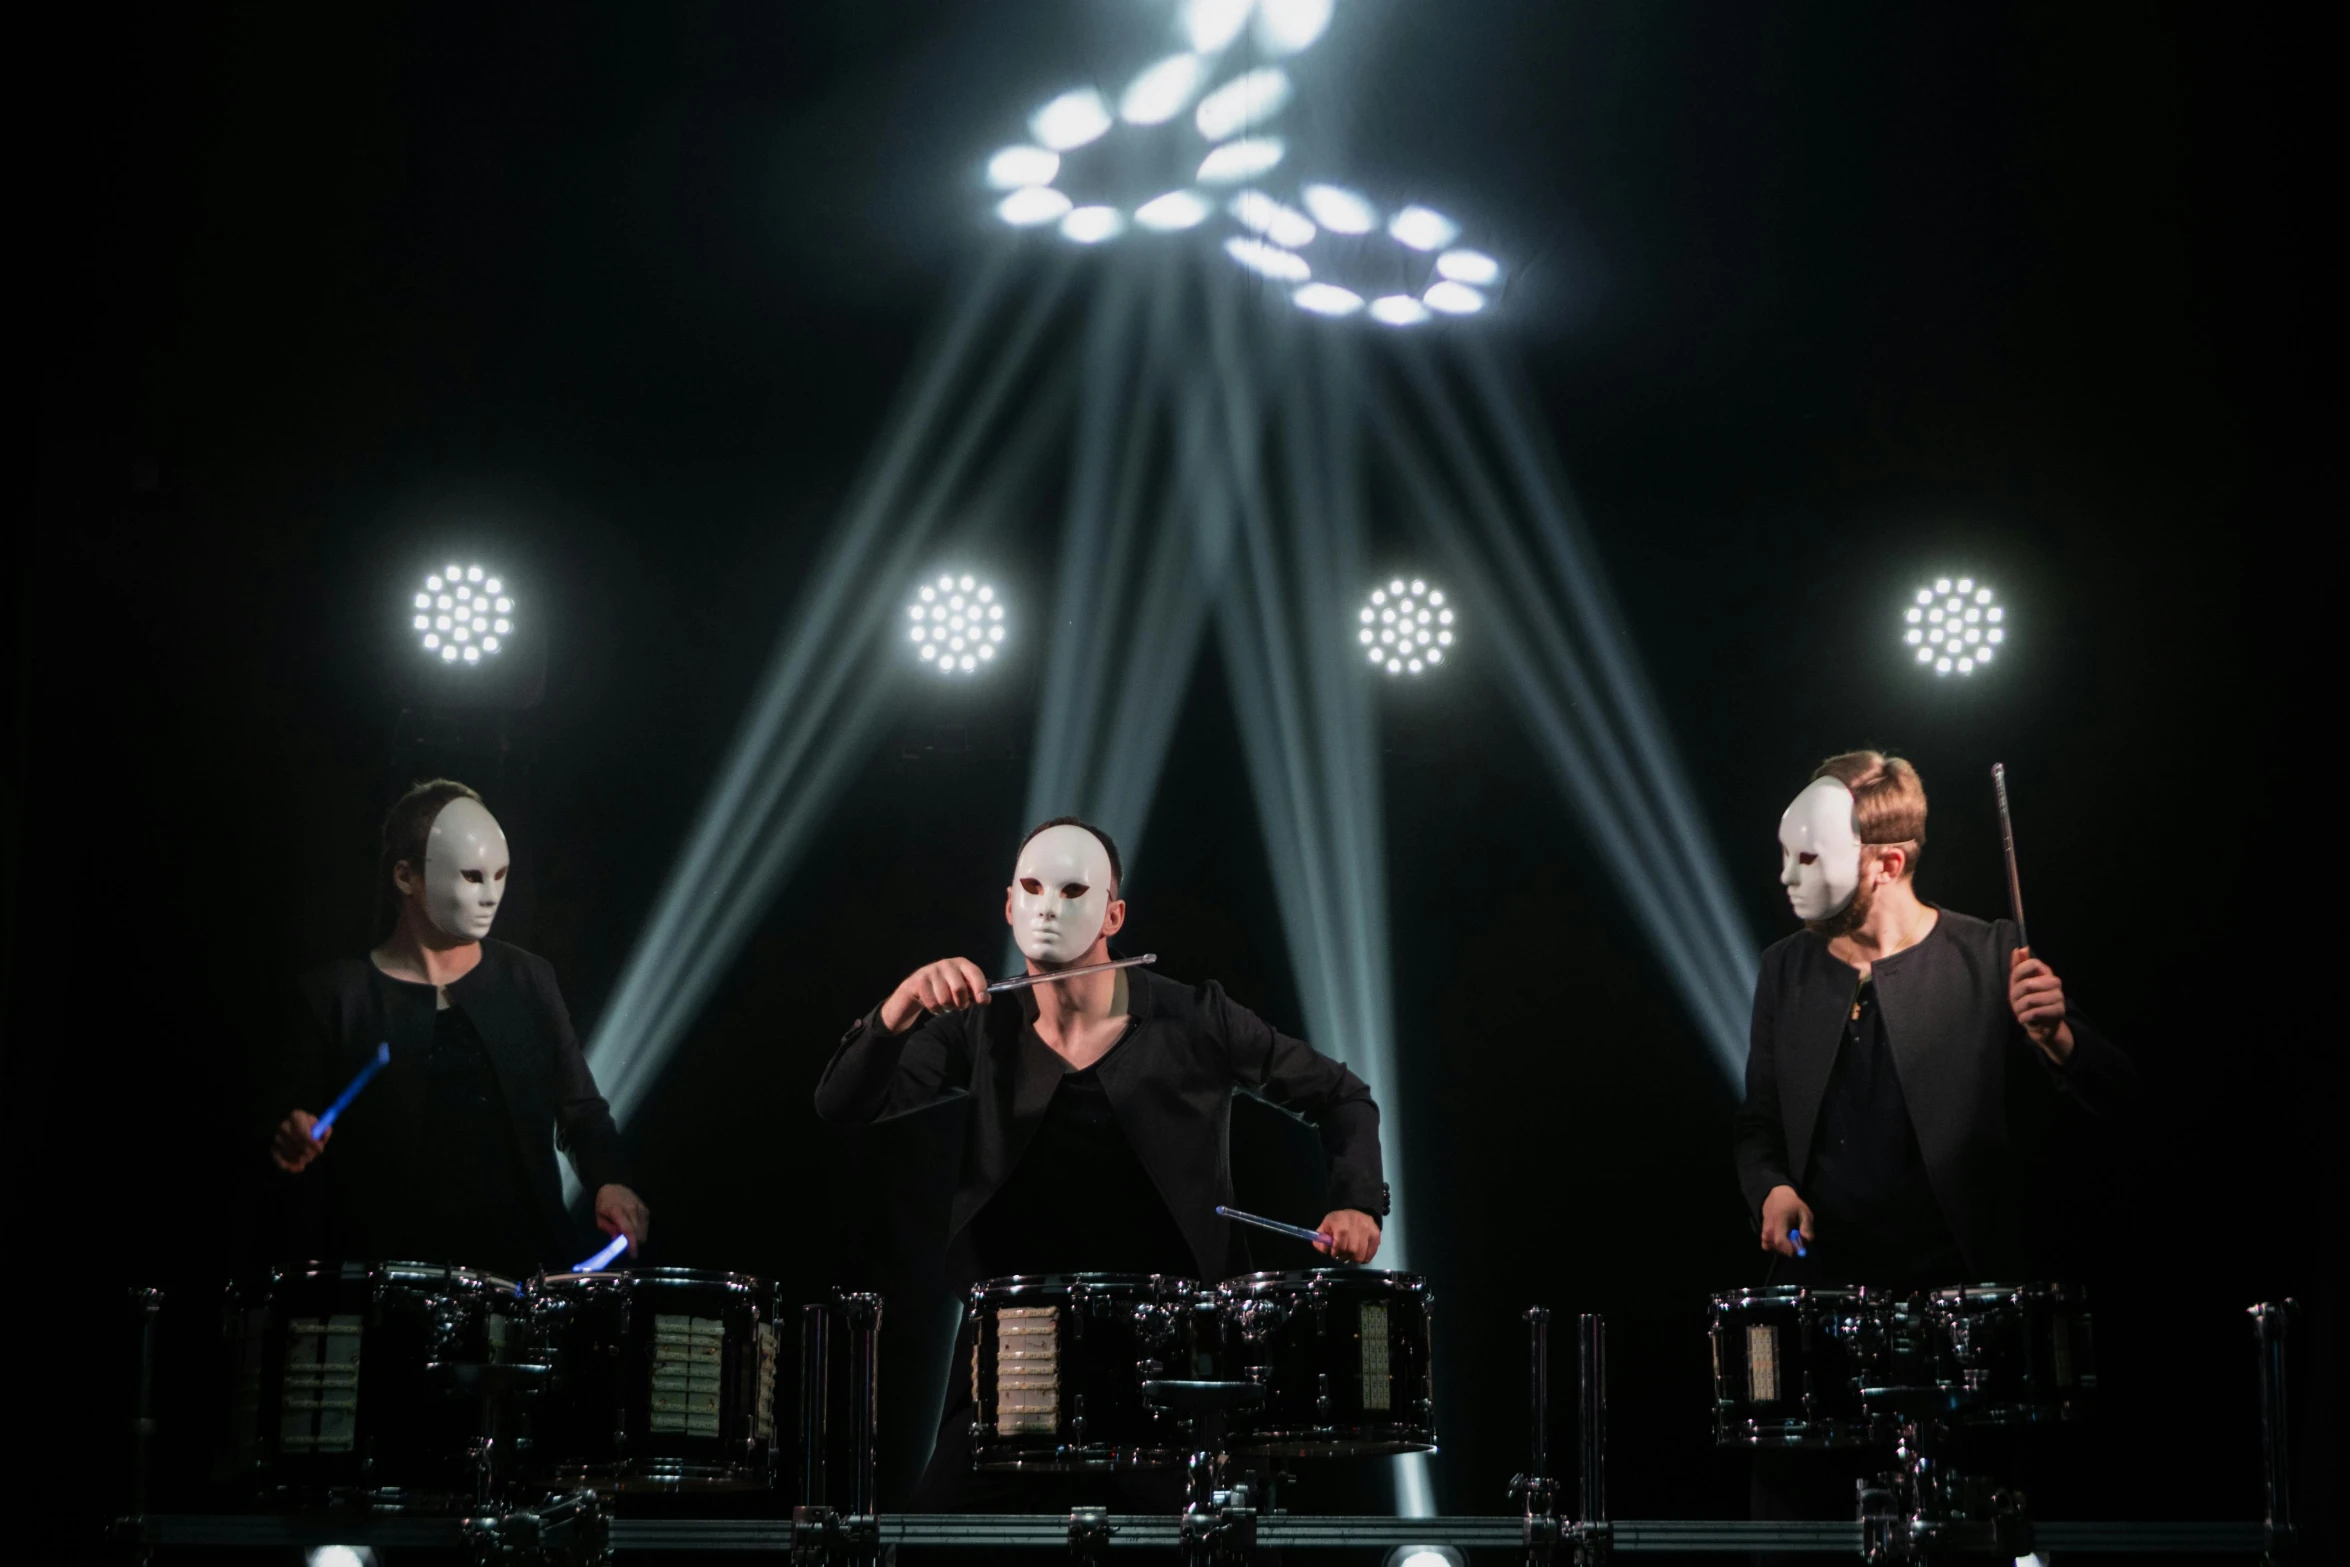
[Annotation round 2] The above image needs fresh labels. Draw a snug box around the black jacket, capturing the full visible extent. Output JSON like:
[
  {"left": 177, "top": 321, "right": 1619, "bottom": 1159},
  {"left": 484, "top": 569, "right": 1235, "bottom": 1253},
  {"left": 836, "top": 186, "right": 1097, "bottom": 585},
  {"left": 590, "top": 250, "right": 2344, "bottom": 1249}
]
[
  {"left": 268, "top": 940, "right": 629, "bottom": 1269},
  {"left": 813, "top": 966, "right": 1386, "bottom": 1283},
  {"left": 1733, "top": 908, "right": 2137, "bottom": 1277}
]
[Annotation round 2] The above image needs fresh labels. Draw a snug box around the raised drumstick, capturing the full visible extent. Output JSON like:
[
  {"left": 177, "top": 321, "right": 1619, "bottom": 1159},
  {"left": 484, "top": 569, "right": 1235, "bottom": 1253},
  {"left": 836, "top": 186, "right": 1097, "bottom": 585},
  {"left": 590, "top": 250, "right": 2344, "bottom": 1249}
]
[{"left": 1992, "top": 763, "right": 2029, "bottom": 950}]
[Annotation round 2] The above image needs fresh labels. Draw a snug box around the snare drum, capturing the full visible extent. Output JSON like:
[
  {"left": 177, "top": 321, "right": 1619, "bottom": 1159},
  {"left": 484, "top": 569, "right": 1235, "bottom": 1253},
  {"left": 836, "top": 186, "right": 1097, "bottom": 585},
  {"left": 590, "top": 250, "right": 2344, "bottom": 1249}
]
[
  {"left": 1218, "top": 1269, "right": 1436, "bottom": 1457},
  {"left": 1708, "top": 1286, "right": 1881, "bottom": 1447},
  {"left": 219, "top": 1260, "right": 520, "bottom": 1505},
  {"left": 521, "top": 1268, "right": 780, "bottom": 1492},
  {"left": 1924, "top": 1282, "right": 2094, "bottom": 1426},
  {"left": 968, "top": 1273, "right": 1203, "bottom": 1470}
]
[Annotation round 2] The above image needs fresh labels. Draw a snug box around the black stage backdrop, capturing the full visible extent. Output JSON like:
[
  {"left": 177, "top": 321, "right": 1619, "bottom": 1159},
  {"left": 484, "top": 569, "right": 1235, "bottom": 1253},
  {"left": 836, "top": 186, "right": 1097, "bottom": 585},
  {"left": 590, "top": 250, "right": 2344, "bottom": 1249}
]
[{"left": 14, "top": 2, "right": 2337, "bottom": 1560}]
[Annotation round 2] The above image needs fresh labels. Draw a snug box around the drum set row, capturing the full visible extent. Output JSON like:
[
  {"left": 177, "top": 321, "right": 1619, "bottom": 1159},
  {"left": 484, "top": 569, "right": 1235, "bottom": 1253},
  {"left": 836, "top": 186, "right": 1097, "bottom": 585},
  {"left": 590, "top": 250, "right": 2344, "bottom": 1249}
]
[{"left": 1709, "top": 1281, "right": 2094, "bottom": 1448}]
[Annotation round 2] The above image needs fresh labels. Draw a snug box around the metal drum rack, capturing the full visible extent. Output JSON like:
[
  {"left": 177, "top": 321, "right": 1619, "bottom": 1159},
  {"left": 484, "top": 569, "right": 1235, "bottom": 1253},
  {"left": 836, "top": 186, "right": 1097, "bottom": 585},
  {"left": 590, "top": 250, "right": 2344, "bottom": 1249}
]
[{"left": 114, "top": 1295, "right": 2299, "bottom": 1565}]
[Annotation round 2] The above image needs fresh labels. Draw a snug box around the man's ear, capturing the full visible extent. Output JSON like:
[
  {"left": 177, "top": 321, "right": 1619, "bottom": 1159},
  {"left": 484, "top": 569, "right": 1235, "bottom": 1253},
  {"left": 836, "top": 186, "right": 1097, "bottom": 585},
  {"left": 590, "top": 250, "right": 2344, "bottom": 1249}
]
[
  {"left": 1101, "top": 899, "right": 1128, "bottom": 939},
  {"left": 1873, "top": 845, "right": 1908, "bottom": 884}
]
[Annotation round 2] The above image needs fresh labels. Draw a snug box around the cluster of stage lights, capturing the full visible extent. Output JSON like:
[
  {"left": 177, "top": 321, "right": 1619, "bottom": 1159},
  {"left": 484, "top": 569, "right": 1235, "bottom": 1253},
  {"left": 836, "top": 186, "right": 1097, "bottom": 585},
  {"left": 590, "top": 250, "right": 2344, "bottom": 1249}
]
[
  {"left": 411, "top": 565, "right": 512, "bottom": 663},
  {"left": 982, "top": 0, "right": 1502, "bottom": 325},
  {"left": 907, "top": 574, "right": 1007, "bottom": 675},
  {"left": 1905, "top": 577, "right": 2004, "bottom": 675},
  {"left": 1360, "top": 578, "right": 1455, "bottom": 675}
]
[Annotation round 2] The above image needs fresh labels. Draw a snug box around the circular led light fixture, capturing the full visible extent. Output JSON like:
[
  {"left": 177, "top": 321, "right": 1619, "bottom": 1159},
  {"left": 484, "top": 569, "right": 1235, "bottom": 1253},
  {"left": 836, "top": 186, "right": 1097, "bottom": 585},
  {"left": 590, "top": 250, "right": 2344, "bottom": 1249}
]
[
  {"left": 413, "top": 564, "right": 512, "bottom": 664},
  {"left": 1358, "top": 576, "right": 1456, "bottom": 676},
  {"left": 1904, "top": 575, "right": 2004, "bottom": 676},
  {"left": 908, "top": 573, "right": 1007, "bottom": 676}
]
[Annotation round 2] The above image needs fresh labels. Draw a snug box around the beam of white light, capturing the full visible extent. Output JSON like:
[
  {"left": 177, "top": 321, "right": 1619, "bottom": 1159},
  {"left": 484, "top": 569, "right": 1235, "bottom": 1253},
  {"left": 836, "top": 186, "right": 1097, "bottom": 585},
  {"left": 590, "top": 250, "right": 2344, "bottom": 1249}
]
[
  {"left": 996, "top": 186, "right": 1072, "bottom": 227},
  {"left": 1435, "top": 248, "right": 1499, "bottom": 285},
  {"left": 1198, "top": 137, "right": 1286, "bottom": 184},
  {"left": 573, "top": 252, "right": 1085, "bottom": 1193},
  {"left": 1122, "top": 53, "right": 1209, "bottom": 125},
  {"left": 1225, "top": 236, "right": 1311, "bottom": 282},
  {"left": 1060, "top": 205, "right": 1125, "bottom": 244},
  {"left": 1293, "top": 282, "right": 1364, "bottom": 316},
  {"left": 1030, "top": 88, "right": 1113, "bottom": 152},
  {"left": 1388, "top": 205, "right": 1460, "bottom": 251},
  {"left": 1134, "top": 189, "right": 1214, "bottom": 231},
  {"left": 1357, "top": 347, "right": 1757, "bottom": 1077},
  {"left": 1194, "top": 67, "right": 1294, "bottom": 142},
  {"left": 1421, "top": 280, "right": 1484, "bottom": 315},
  {"left": 1302, "top": 183, "right": 1379, "bottom": 234},
  {"left": 1255, "top": 0, "right": 1335, "bottom": 55},
  {"left": 1230, "top": 189, "right": 1316, "bottom": 249},
  {"left": 1184, "top": 0, "right": 1255, "bottom": 54},
  {"left": 1369, "top": 294, "right": 1430, "bottom": 326},
  {"left": 984, "top": 145, "right": 1059, "bottom": 190}
]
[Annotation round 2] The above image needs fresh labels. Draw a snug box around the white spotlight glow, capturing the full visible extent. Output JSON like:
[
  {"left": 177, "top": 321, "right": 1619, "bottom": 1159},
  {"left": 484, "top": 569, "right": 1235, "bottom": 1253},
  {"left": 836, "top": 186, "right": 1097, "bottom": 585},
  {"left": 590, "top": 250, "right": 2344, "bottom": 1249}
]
[
  {"left": 1134, "top": 189, "right": 1214, "bottom": 230},
  {"left": 411, "top": 566, "right": 510, "bottom": 661},
  {"left": 1422, "top": 280, "right": 1486, "bottom": 315},
  {"left": 1230, "top": 189, "right": 1316, "bottom": 248},
  {"left": 1255, "top": 0, "right": 1335, "bottom": 54},
  {"left": 1122, "top": 53, "right": 1209, "bottom": 124},
  {"left": 1184, "top": 0, "right": 1254, "bottom": 53},
  {"left": 1293, "top": 282, "right": 1364, "bottom": 315},
  {"left": 1194, "top": 67, "right": 1293, "bottom": 142},
  {"left": 908, "top": 574, "right": 1005, "bottom": 676},
  {"left": 1197, "top": 137, "right": 1285, "bottom": 184},
  {"left": 1029, "top": 88, "right": 1113, "bottom": 151},
  {"left": 1301, "top": 183, "right": 1378, "bottom": 234},
  {"left": 1224, "top": 235, "right": 1311, "bottom": 281},
  {"left": 1908, "top": 578, "right": 2002, "bottom": 675},
  {"left": 1060, "top": 205, "right": 1125, "bottom": 243},
  {"left": 1435, "top": 248, "right": 1500, "bottom": 285},
  {"left": 1360, "top": 577, "right": 1455, "bottom": 676},
  {"left": 985, "top": 145, "right": 1059, "bottom": 190},
  {"left": 305, "top": 1548, "right": 379, "bottom": 1567},
  {"left": 997, "top": 186, "right": 1073, "bottom": 227},
  {"left": 1369, "top": 294, "right": 1431, "bottom": 326},
  {"left": 1388, "top": 205, "right": 1460, "bottom": 251}
]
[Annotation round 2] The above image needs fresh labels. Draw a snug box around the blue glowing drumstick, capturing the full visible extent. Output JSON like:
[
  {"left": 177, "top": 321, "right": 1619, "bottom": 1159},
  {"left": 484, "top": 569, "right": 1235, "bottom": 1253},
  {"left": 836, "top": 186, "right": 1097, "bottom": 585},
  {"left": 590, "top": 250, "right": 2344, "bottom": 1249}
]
[
  {"left": 1216, "top": 1204, "right": 1334, "bottom": 1248},
  {"left": 573, "top": 1233, "right": 630, "bottom": 1273},
  {"left": 310, "top": 1043, "right": 392, "bottom": 1138},
  {"left": 1793, "top": 1233, "right": 1808, "bottom": 1259}
]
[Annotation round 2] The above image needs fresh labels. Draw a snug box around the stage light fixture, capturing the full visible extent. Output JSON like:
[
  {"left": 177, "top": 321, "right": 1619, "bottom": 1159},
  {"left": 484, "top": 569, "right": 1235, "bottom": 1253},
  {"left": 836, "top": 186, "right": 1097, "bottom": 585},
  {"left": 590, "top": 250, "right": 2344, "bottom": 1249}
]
[
  {"left": 305, "top": 1549, "right": 378, "bottom": 1567},
  {"left": 1198, "top": 137, "right": 1286, "bottom": 184},
  {"left": 1302, "top": 183, "right": 1378, "bottom": 234},
  {"left": 1122, "top": 53, "right": 1209, "bottom": 124},
  {"left": 1369, "top": 294, "right": 1431, "bottom": 326},
  {"left": 1135, "top": 189, "right": 1214, "bottom": 230},
  {"left": 1388, "top": 204, "right": 1460, "bottom": 251},
  {"left": 1184, "top": 0, "right": 1252, "bottom": 52},
  {"left": 1061, "top": 205, "right": 1125, "bottom": 244},
  {"left": 1359, "top": 577, "right": 1455, "bottom": 676},
  {"left": 1225, "top": 235, "right": 1311, "bottom": 282},
  {"left": 1385, "top": 1548, "right": 1464, "bottom": 1567},
  {"left": 1435, "top": 248, "right": 1500, "bottom": 285},
  {"left": 1230, "top": 189, "right": 1316, "bottom": 249},
  {"left": 1906, "top": 576, "right": 2003, "bottom": 676},
  {"left": 985, "top": 145, "right": 1060, "bottom": 189},
  {"left": 1195, "top": 67, "right": 1293, "bottom": 141},
  {"left": 1255, "top": 0, "right": 1335, "bottom": 54},
  {"left": 412, "top": 564, "right": 513, "bottom": 663},
  {"left": 1030, "top": 88, "right": 1113, "bottom": 151},
  {"left": 1422, "top": 280, "right": 1485, "bottom": 315},
  {"left": 1293, "top": 282, "right": 1363, "bottom": 316},
  {"left": 908, "top": 573, "right": 1006, "bottom": 676},
  {"left": 997, "top": 187, "right": 1073, "bottom": 227}
]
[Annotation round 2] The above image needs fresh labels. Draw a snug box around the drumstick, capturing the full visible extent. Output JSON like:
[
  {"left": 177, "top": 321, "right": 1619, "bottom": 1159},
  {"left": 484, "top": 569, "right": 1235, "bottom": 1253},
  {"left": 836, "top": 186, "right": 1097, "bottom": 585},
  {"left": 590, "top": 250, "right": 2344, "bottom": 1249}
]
[
  {"left": 1216, "top": 1204, "right": 1334, "bottom": 1248},
  {"left": 310, "top": 1043, "right": 392, "bottom": 1139},
  {"left": 1992, "top": 763, "right": 2029, "bottom": 950},
  {"left": 987, "top": 953, "right": 1158, "bottom": 994},
  {"left": 573, "top": 1233, "right": 630, "bottom": 1273}
]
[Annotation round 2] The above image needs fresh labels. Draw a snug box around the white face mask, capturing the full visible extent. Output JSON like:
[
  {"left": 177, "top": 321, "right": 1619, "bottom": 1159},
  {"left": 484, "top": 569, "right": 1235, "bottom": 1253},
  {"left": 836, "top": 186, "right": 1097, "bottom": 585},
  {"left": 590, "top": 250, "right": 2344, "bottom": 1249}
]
[
  {"left": 1779, "top": 777, "right": 1862, "bottom": 922},
  {"left": 1010, "top": 825, "right": 1115, "bottom": 966},
  {"left": 421, "top": 796, "right": 510, "bottom": 942}
]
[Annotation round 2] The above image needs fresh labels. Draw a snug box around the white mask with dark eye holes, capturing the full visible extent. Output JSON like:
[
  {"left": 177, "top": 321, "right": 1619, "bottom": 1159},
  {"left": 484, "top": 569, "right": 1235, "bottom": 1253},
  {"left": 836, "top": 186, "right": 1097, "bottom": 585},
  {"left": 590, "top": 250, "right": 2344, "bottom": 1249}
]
[
  {"left": 1778, "top": 777, "right": 1862, "bottom": 922},
  {"left": 422, "top": 796, "right": 510, "bottom": 942},
  {"left": 1010, "top": 825, "right": 1114, "bottom": 966}
]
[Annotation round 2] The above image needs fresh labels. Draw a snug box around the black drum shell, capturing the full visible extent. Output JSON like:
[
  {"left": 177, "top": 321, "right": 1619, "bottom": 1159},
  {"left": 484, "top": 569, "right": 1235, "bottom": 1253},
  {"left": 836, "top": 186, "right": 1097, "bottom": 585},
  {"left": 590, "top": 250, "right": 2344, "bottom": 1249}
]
[
  {"left": 216, "top": 1260, "right": 519, "bottom": 1507},
  {"left": 1217, "top": 1269, "right": 1435, "bottom": 1458},
  {"left": 1922, "top": 1281, "right": 2095, "bottom": 1426},
  {"left": 520, "top": 1268, "right": 779, "bottom": 1493},
  {"left": 967, "top": 1273, "right": 1203, "bottom": 1471},
  {"left": 1708, "top": 1285, "right": 1884, "bottom": 1448}
]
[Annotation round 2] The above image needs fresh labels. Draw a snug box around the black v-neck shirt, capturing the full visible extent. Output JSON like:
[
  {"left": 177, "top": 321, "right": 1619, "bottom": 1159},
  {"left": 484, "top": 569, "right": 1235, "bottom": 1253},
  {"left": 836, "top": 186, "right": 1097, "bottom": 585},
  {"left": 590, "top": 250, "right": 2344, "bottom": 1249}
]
[
  {"left": 1800, "top": 976, "right": 1964, "bottom": 1286},
  {"left": 965, "top": 1028, "right": 1197, "bottom": 1280}
]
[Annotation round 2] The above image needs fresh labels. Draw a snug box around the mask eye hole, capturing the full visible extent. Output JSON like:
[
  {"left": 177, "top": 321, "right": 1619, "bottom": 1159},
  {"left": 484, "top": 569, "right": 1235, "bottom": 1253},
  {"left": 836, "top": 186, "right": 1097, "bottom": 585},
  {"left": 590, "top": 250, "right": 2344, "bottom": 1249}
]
[
  {"left": 1060, "top": 883, "right": 1090, "bottom": 899},
  {"left": 494, "top": 866, "right": 508, "bottom": 881},
  {"left": 1020, "top": 877, "right": 1044, "bottom": 895},
  {"left": 1797, "top": 852, "right": 1818, "bottom": 866},
  {"left": 462, "top": 869, "right": 485, "bottom": 883}
]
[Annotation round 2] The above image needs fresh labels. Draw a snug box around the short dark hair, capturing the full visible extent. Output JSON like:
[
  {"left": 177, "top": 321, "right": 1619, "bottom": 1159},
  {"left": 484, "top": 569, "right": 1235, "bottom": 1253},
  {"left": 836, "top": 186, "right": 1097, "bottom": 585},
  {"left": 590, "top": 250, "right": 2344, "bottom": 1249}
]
[
  {"left": 380, "top": 777, "right": 484, "bottom": 896},
  {"left": 1019, "top": 816, "right": 1123, "bottom": 899},
  {"left": 1811, "top": 750, "right": 1926, "bottom": 875}
]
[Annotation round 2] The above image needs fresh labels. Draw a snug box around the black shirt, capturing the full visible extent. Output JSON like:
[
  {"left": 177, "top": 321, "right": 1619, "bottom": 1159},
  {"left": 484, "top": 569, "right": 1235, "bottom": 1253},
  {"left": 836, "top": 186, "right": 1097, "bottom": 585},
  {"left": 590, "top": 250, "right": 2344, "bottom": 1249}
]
[
  {"left": 966, "top": 1029, "right": 1197, "bottom": 1281},
  {"left": 1800, "top": 976, "right": 1965, "bottom": 1286},
  {"left": 414, "top": 1003, "right": 547, "bottom": 1276}
]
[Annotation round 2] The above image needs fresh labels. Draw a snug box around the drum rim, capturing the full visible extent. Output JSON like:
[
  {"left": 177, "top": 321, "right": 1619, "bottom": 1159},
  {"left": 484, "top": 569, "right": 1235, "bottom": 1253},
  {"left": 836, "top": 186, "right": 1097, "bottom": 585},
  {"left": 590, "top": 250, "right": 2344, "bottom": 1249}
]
[
  {"left": 1708, "top": 1284, "right": 1871, "bottom": 1308},
  {"left": 1220, "top": 1268, "right": 1426, "bottom": 1289},
  {"left": 260, "top": 1259, "right": 519, "bottom": 1291},
  {"left": 535, "top": 1266, "right": 771, "bottom": 1292},
  {"left": 972, "top": 1271, "right": 1199, "bottom": 1293}
]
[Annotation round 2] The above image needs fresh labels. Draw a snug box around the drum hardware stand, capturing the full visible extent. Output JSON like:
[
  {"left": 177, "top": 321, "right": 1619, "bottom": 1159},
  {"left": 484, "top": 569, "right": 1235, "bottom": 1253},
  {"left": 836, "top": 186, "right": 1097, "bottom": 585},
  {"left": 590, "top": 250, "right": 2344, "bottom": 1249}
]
[
  {"left": 1143, "top": 1378, "right": 1267, "bottom": 1565},
  {"left": 112, "top": 1288, "right": 167, "bottom": 1566},
  {"left": 1068, "top": 1505, "right": 1116, "bottom": 1564},
  {"left": 1857, "top": 1418, "right": 2031, "bottom": 1567},
  {"left": 443, "top": 1360, "right": 555, "bottom": 1511},
  {"left": 1513, "top": 1310, "right": 1611, "bottom": 1567},
  {"left": 462, "top": 1488, "right": 610, "bottom": 1566},
  {"left": 793, "top": 1292, "right": 883, "bottom": 1567},
  {"left": 2248, "top": 1300, "right": 2294, "bottom": 1564}
]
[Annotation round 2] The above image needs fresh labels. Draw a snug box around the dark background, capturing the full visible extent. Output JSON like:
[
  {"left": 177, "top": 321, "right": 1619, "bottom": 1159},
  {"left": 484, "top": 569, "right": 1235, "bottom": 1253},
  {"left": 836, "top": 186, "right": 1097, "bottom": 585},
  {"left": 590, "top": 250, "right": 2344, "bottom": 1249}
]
[{"left": 14, "top": 1, "right": 2336, "bottom": 1559}]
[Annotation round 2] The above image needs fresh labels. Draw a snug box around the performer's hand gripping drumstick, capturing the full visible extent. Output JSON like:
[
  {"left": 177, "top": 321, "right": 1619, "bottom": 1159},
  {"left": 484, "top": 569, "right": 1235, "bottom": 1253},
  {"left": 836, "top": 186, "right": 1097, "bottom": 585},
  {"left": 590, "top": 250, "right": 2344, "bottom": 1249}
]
[
  {"left": 270, "top": 1042, "right": 391, "bottom": 1173},
  {"left": 1993, "top": 764, "right": 2076, "bottom": 1065}
]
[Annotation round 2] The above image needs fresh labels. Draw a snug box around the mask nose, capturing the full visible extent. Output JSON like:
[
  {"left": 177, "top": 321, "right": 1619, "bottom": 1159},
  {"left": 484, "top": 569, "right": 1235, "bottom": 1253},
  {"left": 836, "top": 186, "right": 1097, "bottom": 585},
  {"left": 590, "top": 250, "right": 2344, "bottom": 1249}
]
[{"left": 1780, "top": 852, "right": 1800, "bottom": 888}]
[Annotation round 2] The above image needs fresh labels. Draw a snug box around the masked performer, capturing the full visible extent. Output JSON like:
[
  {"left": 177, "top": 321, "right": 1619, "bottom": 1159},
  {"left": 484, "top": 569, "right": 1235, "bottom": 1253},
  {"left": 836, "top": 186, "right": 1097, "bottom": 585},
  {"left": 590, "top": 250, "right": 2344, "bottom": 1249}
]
[
  {"left": 814, "top": 817, "right": 1387, "bottom": 1508},
  {"left": 265, "top": 779, "right": 649, "bottom": 1278},
  {"left": 1734, "top": 751, "right": 2137, "bottom": 1287}
]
